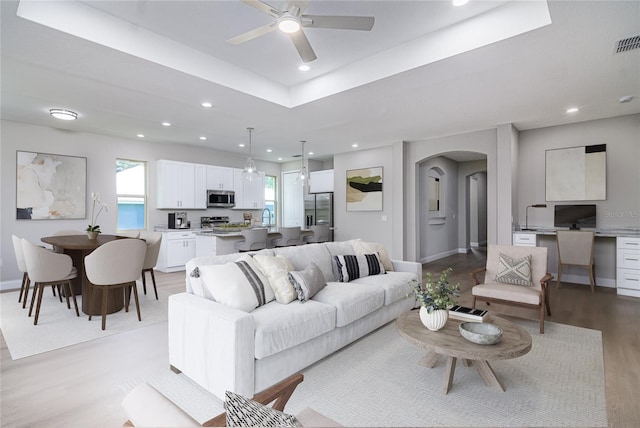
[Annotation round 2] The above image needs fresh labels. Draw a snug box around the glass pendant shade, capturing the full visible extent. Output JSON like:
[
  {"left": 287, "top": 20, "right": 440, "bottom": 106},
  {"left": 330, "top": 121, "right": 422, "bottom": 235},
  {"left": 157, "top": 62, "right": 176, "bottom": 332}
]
[
  {"left": 296, "top": 140, "right": 307, "bottom": 185},
  {"left": 242, "top": 127, "right": 259, "bottom": 182}
]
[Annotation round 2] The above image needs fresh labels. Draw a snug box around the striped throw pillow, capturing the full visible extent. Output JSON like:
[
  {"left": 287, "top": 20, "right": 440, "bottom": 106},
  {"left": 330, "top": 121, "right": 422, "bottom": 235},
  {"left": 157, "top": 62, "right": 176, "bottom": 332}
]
[
  {"left": 334, "top": 253, "right": 386, "bottom": 282},
  {"left": 495, "top": 253, "right": 533, "bottom": 287}
]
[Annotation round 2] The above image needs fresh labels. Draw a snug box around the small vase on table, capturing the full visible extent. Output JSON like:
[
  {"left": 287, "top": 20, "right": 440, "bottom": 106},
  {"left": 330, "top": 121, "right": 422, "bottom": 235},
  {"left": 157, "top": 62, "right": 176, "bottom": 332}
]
[
  {"left": 420, "top": 307, "right": 449, "bottom": 331},
  {"left": 87, "top": 231, "right": 98, "bottom": 240}
]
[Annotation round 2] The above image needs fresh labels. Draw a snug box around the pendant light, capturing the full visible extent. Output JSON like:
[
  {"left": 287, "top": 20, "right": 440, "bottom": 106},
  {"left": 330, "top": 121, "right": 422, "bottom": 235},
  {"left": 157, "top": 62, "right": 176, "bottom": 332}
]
[
  {"left": 242, "top": 127, "right": 259, "bottom": 182},
  {"left": 296, "top": 140, "right": 308, "bottom": 184}
]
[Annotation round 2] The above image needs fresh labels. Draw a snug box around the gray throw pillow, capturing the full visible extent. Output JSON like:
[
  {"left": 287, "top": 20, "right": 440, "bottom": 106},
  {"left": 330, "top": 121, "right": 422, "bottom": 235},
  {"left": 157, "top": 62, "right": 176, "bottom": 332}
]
[
  {"left": 495, "top": 253, "right": 533, "bottom": 287},
  {"left": 288, "top": 262, "right": 326, "bottom": 302},
  {"left": 225, "top": 391, "right": 300, "bottom": 427}
]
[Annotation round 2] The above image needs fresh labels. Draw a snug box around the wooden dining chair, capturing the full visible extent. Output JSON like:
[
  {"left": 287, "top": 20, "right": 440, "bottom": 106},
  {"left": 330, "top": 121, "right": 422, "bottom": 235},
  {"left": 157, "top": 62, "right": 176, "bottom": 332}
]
[
  {"left": 84, "top": 239, "right": 146, "bottom": 330},
  {"left": 20, "top": 239, "right": 79, "bottom": 325}
]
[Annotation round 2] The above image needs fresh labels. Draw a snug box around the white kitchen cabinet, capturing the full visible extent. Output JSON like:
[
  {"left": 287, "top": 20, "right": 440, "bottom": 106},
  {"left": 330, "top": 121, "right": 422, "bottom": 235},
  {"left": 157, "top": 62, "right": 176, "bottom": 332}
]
[
  {"left": 617, "top": 236, "right": 640, "bottom": 298},
  {"left": 513, "top": 232, "right": 538, "bottom": 247},
  {"left": 157, "top": 160, "right": 207, "bottom": 209},
  {"left": 206, "top": 165, "right": 234, "bottom": 191},
  {"left": 157, "top": 230, "right": 197, "bottom": 272},
  {"left": 233, "top": 169, "right": 265, "bottom": 210},
  {"left": 309, "top": 169, "right": 334, "bottom": 193}
]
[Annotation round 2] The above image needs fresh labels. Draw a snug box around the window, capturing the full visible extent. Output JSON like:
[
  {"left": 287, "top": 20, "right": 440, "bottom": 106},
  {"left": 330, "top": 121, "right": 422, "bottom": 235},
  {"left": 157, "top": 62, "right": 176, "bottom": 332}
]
[
  {"left": 264, "top": 175, "right": 276, "bottom": 226},
  {"left": 116, "top": 159, "right": 147, "bottom": 230}
]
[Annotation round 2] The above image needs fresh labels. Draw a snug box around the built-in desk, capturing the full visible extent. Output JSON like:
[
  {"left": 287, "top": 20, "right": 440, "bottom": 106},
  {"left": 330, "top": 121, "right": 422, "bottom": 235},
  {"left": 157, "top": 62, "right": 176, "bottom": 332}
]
[{"left": 513, "top": 229, "right": 640, "bottom": 298}]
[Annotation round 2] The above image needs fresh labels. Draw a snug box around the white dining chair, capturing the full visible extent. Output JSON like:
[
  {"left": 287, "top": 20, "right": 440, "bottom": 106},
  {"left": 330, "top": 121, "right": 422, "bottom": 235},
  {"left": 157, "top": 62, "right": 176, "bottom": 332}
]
[
  {"left": 12, "top": 235, "right": 31, "bottom": 307},
  {"left": 139, "top": 231, "right": 162, "bottom": 300},
  {"left": 21, "top": 239, "right": 79, "bottom": 325},
  {"left": 84, "top": 239, "right": 146, "bottom": 330}
]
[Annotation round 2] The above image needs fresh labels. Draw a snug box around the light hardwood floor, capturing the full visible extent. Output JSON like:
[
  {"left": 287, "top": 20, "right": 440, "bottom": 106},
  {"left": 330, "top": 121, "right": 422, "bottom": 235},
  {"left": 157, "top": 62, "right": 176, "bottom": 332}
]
[{"left": 1, "top": 250, "right": 639, "bottom": 427}]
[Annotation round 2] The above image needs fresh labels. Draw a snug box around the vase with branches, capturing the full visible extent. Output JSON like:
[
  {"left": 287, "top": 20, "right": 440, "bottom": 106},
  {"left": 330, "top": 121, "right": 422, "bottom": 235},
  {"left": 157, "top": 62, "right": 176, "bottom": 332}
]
[
  {"left": 87, "top": 192, "right": 108, "bottom": 236},
  {"left": 412, "top": 267, "right": 460, "bottom": 331}
]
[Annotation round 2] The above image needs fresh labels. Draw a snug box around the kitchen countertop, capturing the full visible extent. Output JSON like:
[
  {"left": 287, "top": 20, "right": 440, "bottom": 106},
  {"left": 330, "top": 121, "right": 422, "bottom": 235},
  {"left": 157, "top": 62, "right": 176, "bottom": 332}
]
[{"left": 196, "top": 227, "right": 312, "bottom": 237}]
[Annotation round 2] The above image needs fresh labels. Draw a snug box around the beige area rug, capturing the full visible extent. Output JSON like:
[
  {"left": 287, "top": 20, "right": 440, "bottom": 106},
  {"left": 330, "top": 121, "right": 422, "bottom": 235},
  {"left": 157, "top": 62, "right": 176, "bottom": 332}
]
[
  {"left": 0, "top": 281, "right": 169, "bottom": 360},
  {"left": 122, "top": 318, "right": 607, "bottom": 427}
]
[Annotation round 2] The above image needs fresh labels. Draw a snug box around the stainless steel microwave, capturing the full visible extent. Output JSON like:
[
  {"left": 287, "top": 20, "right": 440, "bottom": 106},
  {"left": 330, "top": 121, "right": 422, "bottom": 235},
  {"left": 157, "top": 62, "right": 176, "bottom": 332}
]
[{"left": 207, "top": 190, "right": 235, "bottom": 208}]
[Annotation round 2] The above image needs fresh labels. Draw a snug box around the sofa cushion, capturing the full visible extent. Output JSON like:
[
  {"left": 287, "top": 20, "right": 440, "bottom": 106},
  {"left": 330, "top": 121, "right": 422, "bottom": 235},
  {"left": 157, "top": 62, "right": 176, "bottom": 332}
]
[
  {"left": 288, "top": 262, "right": 326, "bottom": 302},
  {"left": 333, "top": 254, "right": 385, "bottom": 282},
  {"left": 199, "top": 255, "right": 274, "bottom": 312},
  {"left": 312, "top": 282, "right": 384, "bottom": 327},
  {"left": 352, "top": 239, "right": 394, "bottom": 272},
  {"left": 252, "top": 254, "right": 297, "bottom": 304},
  {"left": 324, "top": 240, "right": 356, "bottom": 257},
  {"left": 351, "top": 271, "right": 416, "bottom": 305},
  {"left": 274, "top": 244, "right": 334, "bottom": 283},
  {"left": 472, "top": 282, "right": 541, "bottom": 305},
  {"left": 225, "top": 391, "right": 300, "bottom": 427},
  {"left": 252, "top": 300, "right": 336, "bottom": 359}
]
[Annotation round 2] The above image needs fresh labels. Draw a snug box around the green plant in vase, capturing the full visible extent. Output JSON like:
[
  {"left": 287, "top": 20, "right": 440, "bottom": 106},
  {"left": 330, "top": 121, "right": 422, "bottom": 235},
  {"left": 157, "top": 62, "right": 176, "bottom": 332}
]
[
  {"left": 412, "top": 267, "right": 460, "bottom": 331},
  {"left": 87, "top": 192, "right": 108, "bottom": 237}
]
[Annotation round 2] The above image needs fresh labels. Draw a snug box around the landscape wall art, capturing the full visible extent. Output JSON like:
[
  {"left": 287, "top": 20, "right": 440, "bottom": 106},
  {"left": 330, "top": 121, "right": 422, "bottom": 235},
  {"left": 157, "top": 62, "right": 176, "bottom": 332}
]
[{"left": 346, "top": 167, "right": 383, "bottom": 211}]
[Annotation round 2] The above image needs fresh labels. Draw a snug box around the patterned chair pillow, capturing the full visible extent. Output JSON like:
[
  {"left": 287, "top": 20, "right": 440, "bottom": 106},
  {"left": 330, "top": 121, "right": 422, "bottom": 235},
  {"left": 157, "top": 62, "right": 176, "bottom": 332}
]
[
  {"left": 225, "top": 391, "right": 300, "bottom": 427},
  {"left": 495, "top": 253, "right": 533, "bottom": 287}
]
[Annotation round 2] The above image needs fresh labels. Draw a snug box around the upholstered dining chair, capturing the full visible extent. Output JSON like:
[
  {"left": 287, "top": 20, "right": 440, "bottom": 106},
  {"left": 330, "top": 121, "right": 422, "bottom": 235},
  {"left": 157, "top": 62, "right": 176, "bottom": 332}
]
[
  {"left": 84, "top": 239, "right": 146, "bottom": 330},
  {"left": 303, "top": 224, "right": 330, "bottom": 244},
  {"left": 139, "top": 231, "right": 162, "bottom": 300},
  {"left": 20, "top": 239, "right": 79, "bottom": 325},
  {"left": 234, "top": 228, "right": 268, "bottom": 252},
  {"left": 273, "top": 227, "right": 302, "bottom": 247},
  {"left": 470, "top": 244, "right": 553, "bottom": 334},
  {"left": 12, "top": 235, "right": 31, "bottom": 307},
  {"left": 119, "top": 230, "right": 141, "bottom": 239},
  {"left": 556, "top": 230, "right": 596, "bottom": 292},
  {"left": 50, "top": 229, "right": 86, "bottom": 253},
  {"left": 122, "top": 373, "right": 342, "bottom": 427}
]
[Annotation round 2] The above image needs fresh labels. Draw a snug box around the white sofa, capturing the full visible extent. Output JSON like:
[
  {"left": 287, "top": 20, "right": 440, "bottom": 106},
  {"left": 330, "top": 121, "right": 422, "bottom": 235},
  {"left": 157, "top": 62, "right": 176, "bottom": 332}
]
[{"left": 168, "top": 240, "right": 421, "bottom": 400}]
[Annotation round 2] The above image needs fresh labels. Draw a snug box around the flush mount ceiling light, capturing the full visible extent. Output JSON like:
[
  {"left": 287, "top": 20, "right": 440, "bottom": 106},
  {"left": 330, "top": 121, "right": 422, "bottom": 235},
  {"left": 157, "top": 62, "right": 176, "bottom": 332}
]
[
  {"left": 296, "top": 140, "right": 308, "bottom": 184},
  {"left": 278, "top": 13, "right": 301, "bottom": 33},
  {"left": 242, "top": 127, "right": 259, "bottom": 182},
  {"left": 49, "top": 109, "right": 77, "bottom": 120}
]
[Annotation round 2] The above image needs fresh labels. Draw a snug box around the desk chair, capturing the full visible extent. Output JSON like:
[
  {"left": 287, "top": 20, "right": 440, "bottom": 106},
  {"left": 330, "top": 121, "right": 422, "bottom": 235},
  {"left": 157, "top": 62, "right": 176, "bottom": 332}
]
[
  {"left": 234, "top": 228, "right": 268, "bottom": 252},
  {"left": 556, "top": 230, "right": 596, "bottom": 292},
  {"left": 304, "top": 224, "right": 330, "bottom": 244},
  {"left": 21, "top": 239, "right": 79, "bottom": 325},
  {"left": 274, "top": 227, "right": 302, "bottom": 247}
]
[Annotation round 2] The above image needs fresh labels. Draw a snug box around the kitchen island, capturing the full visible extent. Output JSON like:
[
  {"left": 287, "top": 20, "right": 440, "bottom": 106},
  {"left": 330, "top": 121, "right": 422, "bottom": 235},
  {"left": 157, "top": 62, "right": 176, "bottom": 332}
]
[{"left": 195, "top": 227, "right": 313, "bottom": 257}]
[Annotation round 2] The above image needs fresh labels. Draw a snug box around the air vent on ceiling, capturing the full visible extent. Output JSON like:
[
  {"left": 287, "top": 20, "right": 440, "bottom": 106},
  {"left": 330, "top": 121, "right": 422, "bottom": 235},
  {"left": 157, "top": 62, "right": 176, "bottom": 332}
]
[{"left": 614, "top": 35, "right": 640, "bottom": 53}]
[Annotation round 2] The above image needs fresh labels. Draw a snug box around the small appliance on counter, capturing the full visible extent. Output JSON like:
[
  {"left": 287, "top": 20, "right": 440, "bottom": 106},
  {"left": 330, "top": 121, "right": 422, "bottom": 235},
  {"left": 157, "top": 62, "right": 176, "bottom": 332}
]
[
  {"left": 168, "top": 212, "right": 189, "bottom": 229},
  {"left": 200, "top": 216, "right": 230, "bottom": 229}
]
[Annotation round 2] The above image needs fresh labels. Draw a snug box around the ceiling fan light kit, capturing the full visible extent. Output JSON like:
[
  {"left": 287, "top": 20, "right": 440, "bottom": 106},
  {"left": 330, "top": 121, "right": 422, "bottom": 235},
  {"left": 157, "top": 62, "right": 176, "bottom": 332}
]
[{"left": 228, "top": 0, "right": 375, "bottom": 62}]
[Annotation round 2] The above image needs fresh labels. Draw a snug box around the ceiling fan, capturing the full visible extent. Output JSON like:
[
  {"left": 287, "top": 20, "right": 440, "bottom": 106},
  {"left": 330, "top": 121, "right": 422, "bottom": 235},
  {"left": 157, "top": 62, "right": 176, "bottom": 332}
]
[{"left": 226, "top": 0, "right": 375, "bottom": 63}]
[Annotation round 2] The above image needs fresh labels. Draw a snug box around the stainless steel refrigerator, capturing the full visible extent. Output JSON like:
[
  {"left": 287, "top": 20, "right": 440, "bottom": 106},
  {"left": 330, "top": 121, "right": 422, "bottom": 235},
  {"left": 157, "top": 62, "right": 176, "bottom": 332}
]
[{"left": 304, "top": 192, "right": 334, "bottom": 241}]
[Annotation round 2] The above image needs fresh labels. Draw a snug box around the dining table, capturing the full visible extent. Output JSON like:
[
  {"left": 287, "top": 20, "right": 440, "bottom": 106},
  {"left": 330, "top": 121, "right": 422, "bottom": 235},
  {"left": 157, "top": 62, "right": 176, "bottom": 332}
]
[{"left": 41, "top": 234, "right": 130, "bottom": 316}]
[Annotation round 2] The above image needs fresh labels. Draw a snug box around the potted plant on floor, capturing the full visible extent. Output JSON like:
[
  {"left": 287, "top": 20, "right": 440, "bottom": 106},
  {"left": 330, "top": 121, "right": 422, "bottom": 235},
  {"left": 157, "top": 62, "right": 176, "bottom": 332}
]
[{"left": 412, "top": 267, "right": 460, "bottom": 331}]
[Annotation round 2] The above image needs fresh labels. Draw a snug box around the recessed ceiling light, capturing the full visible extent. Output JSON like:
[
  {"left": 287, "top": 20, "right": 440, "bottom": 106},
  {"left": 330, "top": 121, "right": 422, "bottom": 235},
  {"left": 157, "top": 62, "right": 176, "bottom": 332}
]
[
  {"left": 619, "top": 95, "right": 633, "bottom": 103},
  {"left": 49, "top": 108, "right": 77, "bottom": 120},
  {"left": 278, "top": 157, "right": 283, "bottom": 161},
  {"left": 298, "top": 65, "right": 310, "bottom": 71},
  {"left": 162, "top": 122, "right": 171, "bottom": 127},
  {"left": 566, "top": 107, "right": 579, "bottom": 113},
  {"left": 308, "top": 152, "right": 314, "bottom": 155},
  {"left": 201, "top": 102, "right": 213, "bottom": 108},
  {"left": 266, "top": 149, "right": 272, "bottom": 153},
  {"left": 452, "top": 0, "right": 469, "bottom": 6},
  {"left": 136, "top": 134, "right": 145, "bottom": 138},
  {"left": 352, "top": 143, "right": 359, "bottom": 148},
  {"left": 199, "top": 136, "right": 207, "bottom": 140},
  {"left": 238, "top": 143, "right": 245, "bottom": 148}
]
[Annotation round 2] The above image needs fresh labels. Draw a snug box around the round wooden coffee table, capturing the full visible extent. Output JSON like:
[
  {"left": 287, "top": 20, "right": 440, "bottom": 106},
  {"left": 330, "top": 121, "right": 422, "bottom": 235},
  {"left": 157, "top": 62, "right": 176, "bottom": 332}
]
[{"left": 396, "top": 310, "right": 532, "bottom": 394}]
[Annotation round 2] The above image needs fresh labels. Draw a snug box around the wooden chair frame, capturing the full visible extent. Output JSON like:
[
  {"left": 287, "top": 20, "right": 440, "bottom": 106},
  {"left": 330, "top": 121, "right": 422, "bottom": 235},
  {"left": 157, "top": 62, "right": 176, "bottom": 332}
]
[{"left": 471, "top": 268, "right": 553, "bottom": 334}]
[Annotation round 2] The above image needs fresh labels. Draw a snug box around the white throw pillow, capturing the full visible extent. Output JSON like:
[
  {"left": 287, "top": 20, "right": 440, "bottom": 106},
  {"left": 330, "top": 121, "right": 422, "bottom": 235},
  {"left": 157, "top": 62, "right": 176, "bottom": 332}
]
[
  {"left": 252, "top": 254, "right": 297, "bottom": 304},
  {"left": 199, "top": 255, "right": 274, "bottom": 312},
  {"left": 352, "top": 239, "right": 394, "bottom": 271}
]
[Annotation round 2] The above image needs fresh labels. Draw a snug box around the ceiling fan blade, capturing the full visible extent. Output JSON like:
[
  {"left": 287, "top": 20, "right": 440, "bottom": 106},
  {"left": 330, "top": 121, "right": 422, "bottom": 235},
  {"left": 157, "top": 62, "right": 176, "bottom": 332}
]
[
  {"left": 289, "top": 29, "right": 317, "bottom": 63},
  {"left": 239, "top": 0, "right": 282, "bottom": 18},
  {"left": 302, "top": 15, "right": 375, "bottom": 31},
  {"left": 226, "top": 22, "right": 278, "bottom": 45}
]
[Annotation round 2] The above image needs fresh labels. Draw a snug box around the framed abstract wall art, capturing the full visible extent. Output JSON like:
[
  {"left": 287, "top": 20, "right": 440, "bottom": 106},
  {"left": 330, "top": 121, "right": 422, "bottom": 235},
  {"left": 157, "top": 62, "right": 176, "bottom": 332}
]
[
  {"left": 346, "top": 166, "right": 383, "bottom": 211},
  {"left": 16, "top": 151, "right": 87, "bottom": 220},
  {"left": 545, "top": 144, "right": 606, "bottom": 201}
]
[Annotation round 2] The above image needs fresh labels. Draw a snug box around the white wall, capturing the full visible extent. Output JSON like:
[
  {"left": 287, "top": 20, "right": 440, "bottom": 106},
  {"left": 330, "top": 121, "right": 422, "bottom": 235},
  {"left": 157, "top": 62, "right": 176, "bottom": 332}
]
[{"left": 0, "top": 120, "right": 281, "bottom": 287}]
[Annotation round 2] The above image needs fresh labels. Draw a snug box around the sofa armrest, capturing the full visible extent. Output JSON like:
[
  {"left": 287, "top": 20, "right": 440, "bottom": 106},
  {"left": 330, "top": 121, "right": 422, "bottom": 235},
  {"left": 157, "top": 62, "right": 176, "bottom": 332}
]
[
  {"left": 391, "top": 260, "right": 422, "bottom": 284},
  {"left": 169, "top": 293, "right": 256, "bottom": 400}
]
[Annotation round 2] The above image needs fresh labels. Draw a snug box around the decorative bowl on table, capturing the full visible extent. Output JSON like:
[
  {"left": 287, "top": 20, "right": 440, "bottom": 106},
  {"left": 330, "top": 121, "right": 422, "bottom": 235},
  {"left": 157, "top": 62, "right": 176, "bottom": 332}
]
[{"left": 459, "top": 322, "right": 503, "bottom": 345}]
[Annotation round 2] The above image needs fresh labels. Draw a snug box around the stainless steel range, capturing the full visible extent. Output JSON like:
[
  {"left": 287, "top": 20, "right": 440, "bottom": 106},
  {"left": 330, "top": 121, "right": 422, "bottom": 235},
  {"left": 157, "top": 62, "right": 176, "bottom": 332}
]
[{"left": 201, "top": 216, "right": 229, "bottom": 229}]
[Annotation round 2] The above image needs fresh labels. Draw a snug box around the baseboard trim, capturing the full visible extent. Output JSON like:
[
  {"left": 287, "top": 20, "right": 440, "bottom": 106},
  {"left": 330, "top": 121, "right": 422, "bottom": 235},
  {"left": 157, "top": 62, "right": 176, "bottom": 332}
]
[
  {"left": 1, "top": 279, "right": 22, "bottom": 293},
  {"left": 420, "top": 249, "right": 460, "bottom": 264}
]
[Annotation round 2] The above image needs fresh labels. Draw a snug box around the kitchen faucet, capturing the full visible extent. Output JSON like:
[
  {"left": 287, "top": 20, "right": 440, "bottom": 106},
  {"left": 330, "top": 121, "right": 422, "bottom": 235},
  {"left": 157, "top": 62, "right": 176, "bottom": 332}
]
[{"left": 262, "top": 207, "right": 272, "bottom": 226}]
